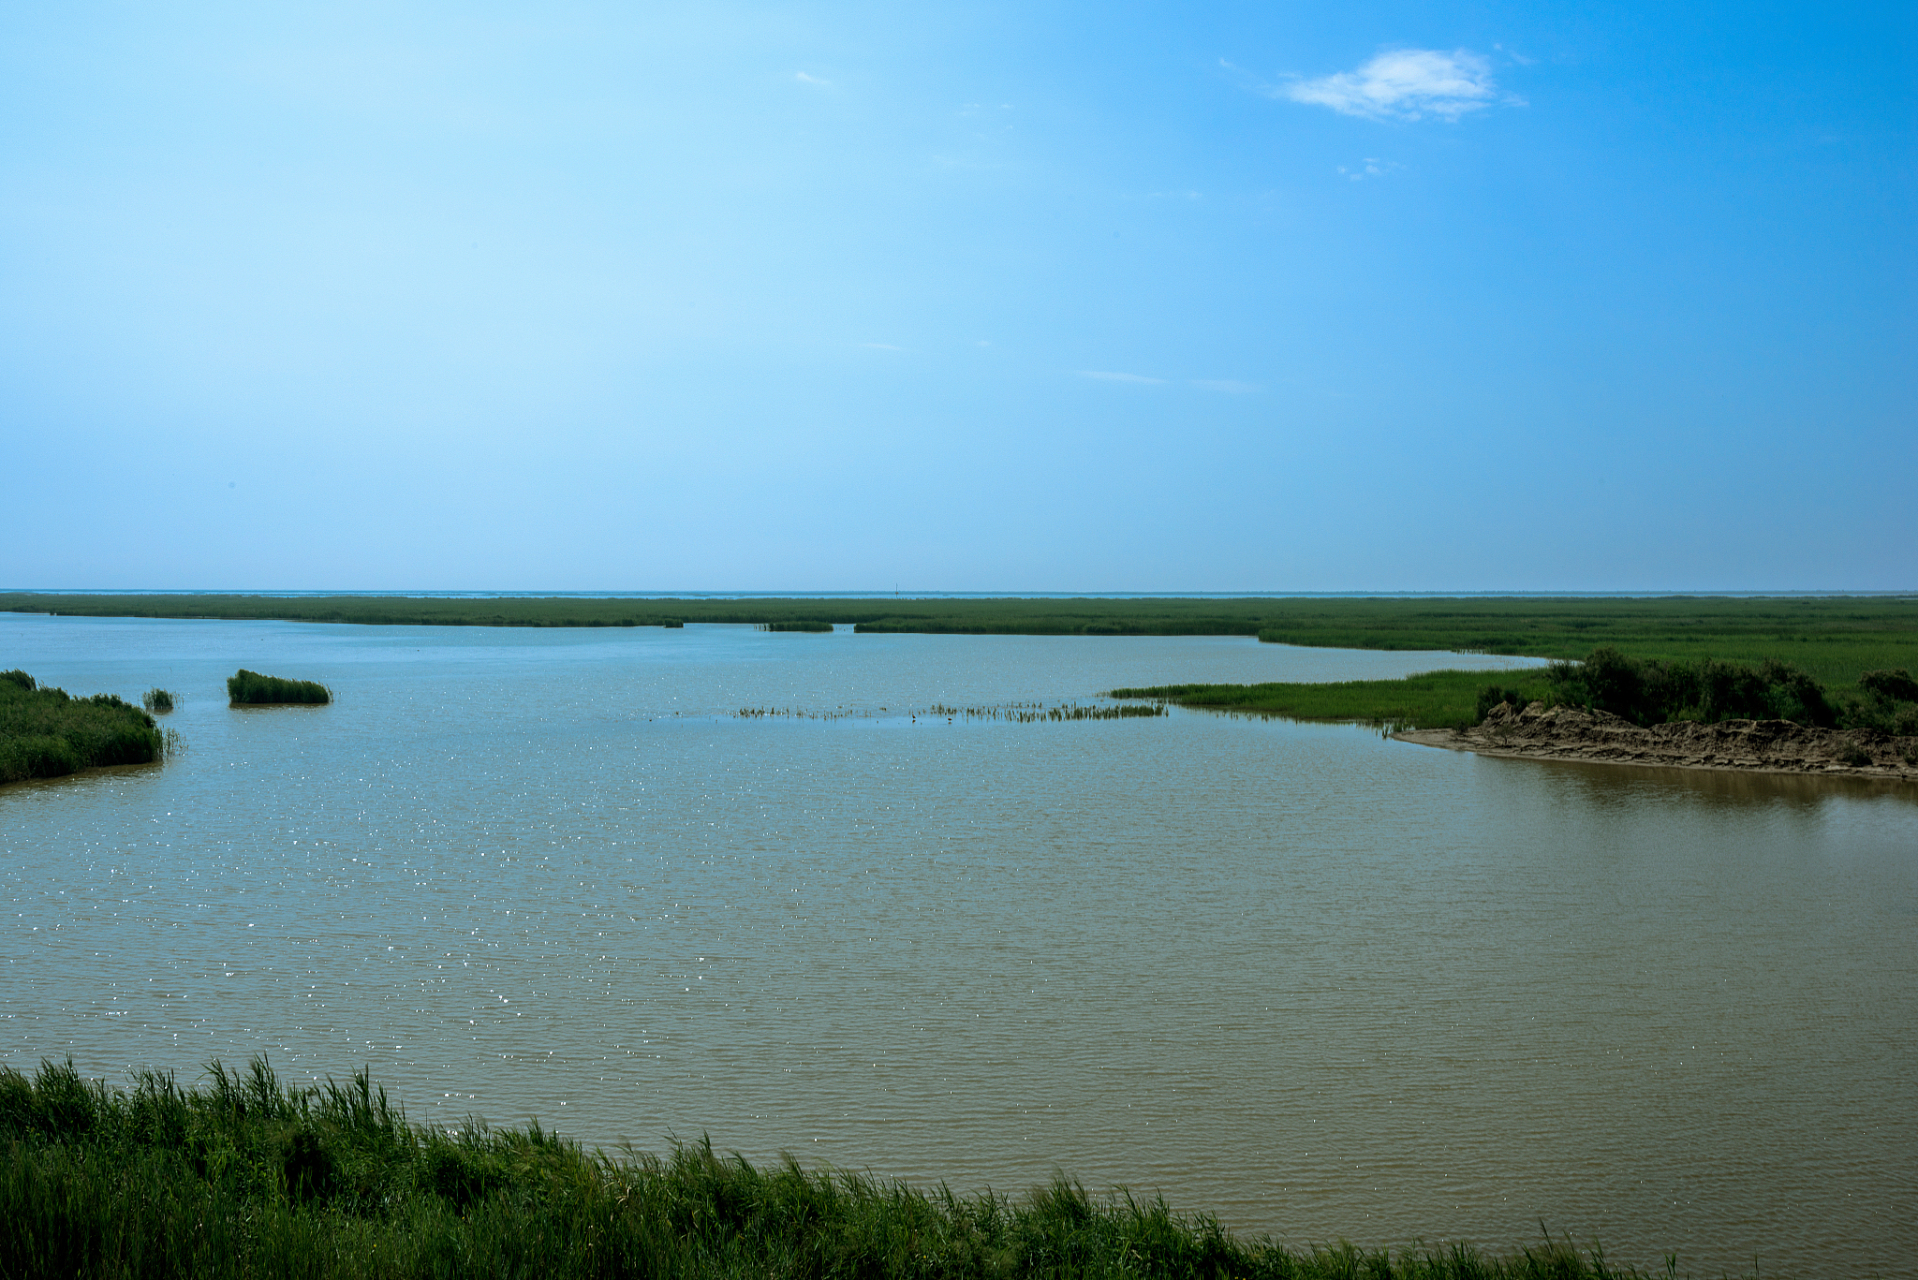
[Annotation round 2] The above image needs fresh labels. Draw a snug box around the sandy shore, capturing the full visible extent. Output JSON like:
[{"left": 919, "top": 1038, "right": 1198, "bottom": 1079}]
[{"left": 1395, "top": 700, "right": 1918, "bottom": 781}]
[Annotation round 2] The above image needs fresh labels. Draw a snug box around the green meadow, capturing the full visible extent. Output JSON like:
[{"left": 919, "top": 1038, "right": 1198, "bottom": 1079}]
[{"left": 2, "top": 1058, "right": 1725, "bottom": 1280}]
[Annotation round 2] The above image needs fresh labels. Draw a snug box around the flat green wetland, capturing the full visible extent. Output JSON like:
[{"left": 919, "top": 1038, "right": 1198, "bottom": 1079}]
[{"left": 8, "top": 593, "right": 1913, "bottom": 686}]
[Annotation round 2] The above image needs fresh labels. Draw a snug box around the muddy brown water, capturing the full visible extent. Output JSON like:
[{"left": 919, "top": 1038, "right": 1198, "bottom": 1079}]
[{"left": 4, "top": 615, "right": 1914, "bottom": 1276}]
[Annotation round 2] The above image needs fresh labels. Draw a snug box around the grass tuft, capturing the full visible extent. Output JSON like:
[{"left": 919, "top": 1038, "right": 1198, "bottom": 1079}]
[{"left": 142, "top": 688, "right": 176, "bottom": 713}]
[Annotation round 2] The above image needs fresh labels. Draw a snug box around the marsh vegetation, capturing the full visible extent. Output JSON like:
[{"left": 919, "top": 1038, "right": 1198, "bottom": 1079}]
[
  {"left": 9, "top": 592, "right": 1912, "bottom": 692},
  {"left": 0, "top": 669, "right": 165, "bottom": 784},
  {"left": 227, "top": 669, "right": 331, "bottom": 706},
  {"left": 1, "top": 1057, "right": 1717, "bottom": 1280},
  {"left": 1120, "top": 650, "right": 1918, "bottom": 734}
]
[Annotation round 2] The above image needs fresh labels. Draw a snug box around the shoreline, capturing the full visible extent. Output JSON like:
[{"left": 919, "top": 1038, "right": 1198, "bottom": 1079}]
[{"left": 1394, "top": 700, "right": 1918, "bottom": 782}]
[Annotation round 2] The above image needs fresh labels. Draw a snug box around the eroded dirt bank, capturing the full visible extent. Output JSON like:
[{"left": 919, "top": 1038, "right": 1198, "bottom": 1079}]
[{"left": 1396, "top": 700, "right": 1918, "bottom": 781}]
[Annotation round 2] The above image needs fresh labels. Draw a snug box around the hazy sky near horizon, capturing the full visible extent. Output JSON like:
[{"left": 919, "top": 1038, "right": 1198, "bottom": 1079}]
[{"left": 3, "top": 1, "right": 1912, "bottom": 592}]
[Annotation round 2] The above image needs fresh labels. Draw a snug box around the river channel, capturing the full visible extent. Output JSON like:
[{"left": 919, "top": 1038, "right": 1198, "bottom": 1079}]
[{"left": 3, "top": 614, "right": 1913, "bottom": 1275}]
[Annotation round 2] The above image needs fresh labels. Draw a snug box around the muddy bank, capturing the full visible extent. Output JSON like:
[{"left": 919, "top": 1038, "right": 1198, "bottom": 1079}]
[{"left": 1396, "top": 699, "right": 1918, "bottom": 781}]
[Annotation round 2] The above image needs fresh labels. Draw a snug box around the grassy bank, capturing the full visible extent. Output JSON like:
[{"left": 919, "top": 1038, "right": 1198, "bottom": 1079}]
[
  {"left": 0, "top": 670, "right": 165, "bottom": 784},
  {"left": 7, "top": 593, "right": 1912, "bottom": 684},
  {"left": 1119, "top": 651, "right": 1918, "bottom": 733},
  {"left": 2, "top": 1058, "right": 1717, "bottom": 1280},
  {"left": 228, "top": 669, "right": 331, "bottom": 705}
]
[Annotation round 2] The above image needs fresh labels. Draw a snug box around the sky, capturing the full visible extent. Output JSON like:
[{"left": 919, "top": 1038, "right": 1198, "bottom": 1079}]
[{"left": 2, "top": 0, "right": 1912, "bottom": 592}]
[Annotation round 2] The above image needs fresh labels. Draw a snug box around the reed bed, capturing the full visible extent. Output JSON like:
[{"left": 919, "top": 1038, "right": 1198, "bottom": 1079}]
[
  {"left": 227, "top": 669, "right": 331, "bottom": 706},
  {"left": 0, "top": 670, "right": 166, "bottom": 784},
  {"left": 760, "top": 620, "right": 835, "bottom": 632},
  {"left": 1, "top": 1057, "right": 1722, "bottom": 1280},
  {"left": 142, "top": 687, "right": 176, "bottom": 713},
  {"left": 8, "top": 593, "right": 1915, "bottom": 692}
]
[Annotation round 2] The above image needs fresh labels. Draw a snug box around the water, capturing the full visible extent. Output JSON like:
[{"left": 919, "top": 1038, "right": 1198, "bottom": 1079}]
[{"left": 4, "top": 614, "right": 1914, "bottom": 1276}]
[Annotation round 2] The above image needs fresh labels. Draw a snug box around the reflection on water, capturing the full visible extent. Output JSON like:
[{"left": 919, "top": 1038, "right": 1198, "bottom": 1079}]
[{"left": 2, "top": 615, "right": 1913, "bottom": 1276}]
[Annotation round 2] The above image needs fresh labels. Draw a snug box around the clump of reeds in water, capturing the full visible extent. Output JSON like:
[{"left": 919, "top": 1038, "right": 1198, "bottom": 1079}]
[
  {"left": 0, "top": 671, "right": 165, "bottom": 783},
  {"left": 227, "top": 669, "right": 330, "bottom": 706},
  {"left": 142, "top": 688, "right": 175, "bottom": 713},
  {"left": 759, "top": 620, "right": 835, "bottom": 632}
]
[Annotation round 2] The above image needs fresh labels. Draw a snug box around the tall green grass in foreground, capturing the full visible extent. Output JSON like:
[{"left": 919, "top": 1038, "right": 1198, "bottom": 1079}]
[
  {"left": 0, "top": 670, "right": 164, "bottom": 784},
  {"left": 1, "top": 1058, "right": 1720, "bottom": 1280},
  {"left": 227, "top": 669, "right": 331, "bottom": 705}
]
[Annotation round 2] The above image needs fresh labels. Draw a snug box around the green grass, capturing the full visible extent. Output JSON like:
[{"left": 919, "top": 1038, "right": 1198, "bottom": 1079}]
[
  {"left": 1118, "top": 651, "right": 1918, "bottom": 733},
  {"left": 227, "top": 669, "right": 331, "bottom": 706},
  {"left": 0, "top": 670, "right": 165, "bottom": 785},
  {"left": 1111, "top": 670, "right": 1555, "bottom": 731},
  {"left": 1, "top": 1057, "right": 1725, "bottom": 1280},
  {"left": 142, "top": 687, "right": 176, "bottom": 713}
]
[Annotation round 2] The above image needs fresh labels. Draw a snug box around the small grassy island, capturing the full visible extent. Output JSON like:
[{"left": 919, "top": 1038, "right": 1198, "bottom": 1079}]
[
  {"left": 0, "top": 1058, "right": 1724, "bottom": 1280},
  {"left": 228, "top": 669, "right": 332, "bottom": 706},
  {"left": 0, "top": 670, "right": 165, "bottom": 785}
]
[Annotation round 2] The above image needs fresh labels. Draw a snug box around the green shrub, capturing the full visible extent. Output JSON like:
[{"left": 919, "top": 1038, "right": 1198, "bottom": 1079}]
[
  {"left": 1841, "top": 668, "right": 1918, "bottom": 735},
  {"left": 1475, "top": 686, "right": 1525, "bottom": 720},
  {"left": 1547, "top": 648, "right": 1838, "bottom": 727}
]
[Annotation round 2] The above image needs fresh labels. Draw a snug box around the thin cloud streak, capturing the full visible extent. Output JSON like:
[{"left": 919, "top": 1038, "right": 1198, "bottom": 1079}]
[
  {"left": 1077, "top": 370, "right": 1164, "bottom": 385},
  {"left": 1277, "top": 49, "right": 1514, "bottom": 122}
]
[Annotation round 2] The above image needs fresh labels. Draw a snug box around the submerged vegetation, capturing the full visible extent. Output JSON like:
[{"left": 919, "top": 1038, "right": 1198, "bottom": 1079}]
[
  {"left": 227, "top": 669, "right": 331, "bottom": 706},
  {"left": 0, "top": 669, "right": 165, "bottom": 785},
  {"left": 1, "top": 1057, "right": 1719, "bottom": 1280},
  {"left": 736, "top": 701, "right": 1166, "bottom": 723}
]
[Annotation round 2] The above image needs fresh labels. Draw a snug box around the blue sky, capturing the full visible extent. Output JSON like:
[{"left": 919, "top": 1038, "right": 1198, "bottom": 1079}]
[{"left": 3, "top": 0, "right": 1912, "bottom": 591}]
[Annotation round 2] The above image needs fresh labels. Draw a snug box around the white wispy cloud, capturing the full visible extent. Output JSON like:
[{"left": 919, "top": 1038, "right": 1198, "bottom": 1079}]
[
  {"left": 1078, "top": 371, "right": 1164, "bottom": 385},
  {"left": 794, "top": 71, "right": 832, "bottom": 88},
  {"left": 1337, "top": 157, "right": 1402, "bottom": 182},
  {"left": 1191, "top": 379, "right": 1260, "bottom": 394},
  {"left": 860, "top": 342, "right": 903, "bottom": 351},
  {"left": 1274, "top": 49, "right": 1513, "bottom": 122}
]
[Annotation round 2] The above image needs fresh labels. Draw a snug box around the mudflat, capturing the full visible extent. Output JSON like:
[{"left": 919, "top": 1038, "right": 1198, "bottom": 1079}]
[{"left": 1397, "top": 699, "right": 1918, "bottom": 780}]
